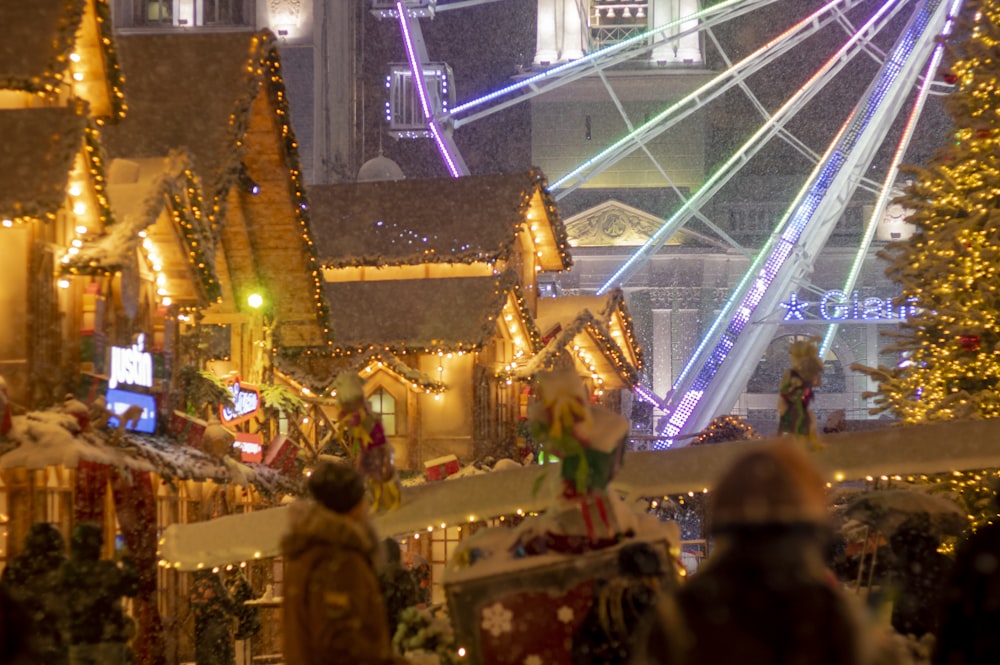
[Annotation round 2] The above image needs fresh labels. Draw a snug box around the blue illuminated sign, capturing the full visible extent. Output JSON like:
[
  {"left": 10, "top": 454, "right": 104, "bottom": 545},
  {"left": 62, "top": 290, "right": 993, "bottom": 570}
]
[{"left": 106, "top": 389, "right": 157, "bottom": 434}]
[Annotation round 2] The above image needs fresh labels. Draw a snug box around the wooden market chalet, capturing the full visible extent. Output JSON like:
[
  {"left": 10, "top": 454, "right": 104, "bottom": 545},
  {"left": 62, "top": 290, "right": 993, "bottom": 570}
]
[
  {"left": 286, "top": 172, "right": 643, "bottom": 472},
  {"left": 0, "top": 1, "right": 328, "bottom": 661}
]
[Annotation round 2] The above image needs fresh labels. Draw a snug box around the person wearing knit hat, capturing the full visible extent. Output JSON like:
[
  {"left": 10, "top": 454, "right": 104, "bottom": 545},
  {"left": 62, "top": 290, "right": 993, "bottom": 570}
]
[
  {"left": 281, "top": 461, "right": 409, "bottom": 665},
  {"left": 636, "top": 442, "right": 872, "bottom": 665}
]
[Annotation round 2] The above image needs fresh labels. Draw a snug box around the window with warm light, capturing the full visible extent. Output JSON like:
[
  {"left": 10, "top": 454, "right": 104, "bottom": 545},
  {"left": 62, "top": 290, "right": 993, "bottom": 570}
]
[
  {"left": 368, "top": 388, "right": 397, "bottom": 436},
  {"left": 118, "top": 0, "right": 254, "bottom": 29}
]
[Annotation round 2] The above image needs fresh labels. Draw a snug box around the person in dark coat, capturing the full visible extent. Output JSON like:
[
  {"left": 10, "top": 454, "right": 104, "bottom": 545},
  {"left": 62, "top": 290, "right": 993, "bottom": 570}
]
[
  {"left": 281, "top": 460, "right": 409, "bottom": 665},
  {"left": 58, "top": 522, "right": 139, "bottom": 665},
  {"left": 933, "top": 518, "right": 1000, "bottom": 665},
  {"left": 636, "top": 442, "right": 869, "bottom": 665},
  {"left": 378, "top": 537, "right": 421, "bottom": 635},
  {"left": 189, "top": 569, "right": 237, "bottom": 665},
  {"left": 887, "top": 514, "right": 952, "bottom": 639},
  {"left": 0, "top": 523, "right": 68, "bottom": 665}
]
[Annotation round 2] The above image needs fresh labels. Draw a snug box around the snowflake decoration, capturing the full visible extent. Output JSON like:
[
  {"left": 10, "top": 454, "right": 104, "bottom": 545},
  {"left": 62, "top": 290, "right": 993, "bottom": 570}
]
[
  {"left": 556, "top": 605, "right": 574, "bottom": 624},
  {"left": 524, "top": 656, "right": 543, "bottom": 665},
  {"left": 481, "top": 602, "right": 513, "bottom": 637}
]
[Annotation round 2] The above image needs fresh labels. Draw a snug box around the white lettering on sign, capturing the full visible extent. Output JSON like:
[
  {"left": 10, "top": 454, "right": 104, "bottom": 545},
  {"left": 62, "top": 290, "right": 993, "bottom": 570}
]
[
  {"left": 109, "top": 334, "right": 153, "bottom": 389},
  {"left": 221, "top": 381, "right": 261, "bottom": 424},
  {"left": 781, "top": 290, "right": 918, "bottom": 323}
]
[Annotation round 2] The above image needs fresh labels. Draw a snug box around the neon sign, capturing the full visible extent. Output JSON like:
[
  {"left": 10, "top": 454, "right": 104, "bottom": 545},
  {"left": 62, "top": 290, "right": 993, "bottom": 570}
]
[
  {"left": 219, "top": 377, "right": 261, "bottom": 426},
  {"left": 109, "top": 334, "right": 153, "bottom": 389},
  {"left": 781, "top": 290, "right": 918, "bottom": 322}
]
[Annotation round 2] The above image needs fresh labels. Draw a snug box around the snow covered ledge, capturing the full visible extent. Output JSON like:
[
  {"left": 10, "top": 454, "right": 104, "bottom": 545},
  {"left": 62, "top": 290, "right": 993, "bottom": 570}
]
[{"left": 159, "top": 418, "right": 1000, "bottom": 570}]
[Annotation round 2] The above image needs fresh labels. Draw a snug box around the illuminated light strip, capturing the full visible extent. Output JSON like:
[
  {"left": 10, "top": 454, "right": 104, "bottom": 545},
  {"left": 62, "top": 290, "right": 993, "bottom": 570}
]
[
  {"left": 634, "top": 384, "right": 662, "bottom": 408},
  {"left": 820, "top": 0, "right": 966, "bottom": 357},
  {"left": 658, "top": 0, "right": 945, "bottom": 445},
  {"left": 552, "top": 0, "right": 865, "bottom": 194},
  {"left": 396, "top": 1, "right": 467, "bottom": 177},
  {"left": 596, "top": 0, "right": 905, "bottom": 297},
  {"left": 447, "top": 0, "right": 755, "bottom": 117}
]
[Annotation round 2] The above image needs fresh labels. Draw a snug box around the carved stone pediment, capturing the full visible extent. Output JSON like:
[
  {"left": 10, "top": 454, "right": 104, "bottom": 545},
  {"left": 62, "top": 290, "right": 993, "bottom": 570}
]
[{"left": 563, "top": 200, "right": 683, "bottom": 247}]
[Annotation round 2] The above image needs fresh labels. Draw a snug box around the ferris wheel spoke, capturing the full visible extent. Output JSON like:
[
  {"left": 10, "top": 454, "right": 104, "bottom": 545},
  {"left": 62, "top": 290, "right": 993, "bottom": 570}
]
[
  {"left": 655, "top": 0, "right": 953, "bottom": 445},
  {"left": 596, "top": 0, "right": 912, "bottom": 296}
]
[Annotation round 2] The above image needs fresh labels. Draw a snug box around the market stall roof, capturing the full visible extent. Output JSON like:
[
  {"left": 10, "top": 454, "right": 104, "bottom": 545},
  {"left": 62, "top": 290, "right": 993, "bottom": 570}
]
[
  {"left": 0, "top": 410, "right": 299, "bottom": 498},
  {"left": 536, "top": 289, "right": 643, "bottom": 370},
  {"left": 308, "top": 169, "right": 572, "bottom": 272},
  {"left": 0, "top": 0, "right": 124, "bottom": 121},
  {"left": 0, "top": 106, "right": 89, "bottom": 222},
  {"left": 158, "top": 417, "right": 1000, "bottom": 570},
  {"left": 321, "top": 271, "right": 519, "bottom": 354},
  {"left": 103, "top": 30, "right": 329, "bottom": 349},
  {"left": 62, "top": 153, "right": 221, "bottom": 303}
]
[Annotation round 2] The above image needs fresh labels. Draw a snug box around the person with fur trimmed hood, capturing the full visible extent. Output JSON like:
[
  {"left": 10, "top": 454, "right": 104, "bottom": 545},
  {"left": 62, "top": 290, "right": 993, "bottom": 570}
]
[
  {"left": 635, "top": 442, "right": 874, "bottom": 665},
  {"left": 281, "top": 460, "right": 410, "bottom": 665}
]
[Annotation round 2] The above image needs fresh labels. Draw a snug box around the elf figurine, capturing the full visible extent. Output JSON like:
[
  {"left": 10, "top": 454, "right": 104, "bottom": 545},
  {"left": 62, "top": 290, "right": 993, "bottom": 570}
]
[
  {"left": 527, "top": 370, "right": 629, "bottom": 549},
  {"left": 332, "top": 372, "right": 401, "bottom": 512},
  {"left": 777, "top": 338, "right": 824, "bottom": 449}
]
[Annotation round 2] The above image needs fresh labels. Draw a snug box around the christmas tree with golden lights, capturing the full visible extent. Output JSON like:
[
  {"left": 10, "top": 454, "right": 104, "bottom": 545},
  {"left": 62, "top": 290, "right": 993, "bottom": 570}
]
[{"left": 857, "top": 3, "right": 1000, "bottom": 423}]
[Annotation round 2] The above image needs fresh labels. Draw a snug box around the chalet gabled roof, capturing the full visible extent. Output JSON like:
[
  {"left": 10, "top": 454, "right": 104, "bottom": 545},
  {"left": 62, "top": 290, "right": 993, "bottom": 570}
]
[
  {"left": 63, "top": 153, "right": 222, "bottom": 304},
  {"left": 536, "top": 289, "right": 644, "bottom": 370},
  {"left": 101, "top": 30, "right": 265, "bottom": 204},
  {"left": 322, "top": 271, "right": 520, "bottom": 355},
  {"left": 0, "top": 106, "right": 87, "bottom": 221},
  {"left": 308, "top": 169, "right": 572, "bottom": 271},
  {"left": 103, "top": 30, "right": 330, "bottom": 349},
  {"left": 510, "top": 294, "right": 641, "bottom": 389},
  {"left": 275, "top": 354, "right": 446, "bottom": 397},
  {"left": 0, "top": 0, "right": 124, "bottom": 121}
]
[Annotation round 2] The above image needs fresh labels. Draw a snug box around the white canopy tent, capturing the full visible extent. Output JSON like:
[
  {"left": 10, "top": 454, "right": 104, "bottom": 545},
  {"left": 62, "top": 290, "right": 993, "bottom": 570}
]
[{"left": 159, "top": 418, "right": 1000, "bottom": 570}]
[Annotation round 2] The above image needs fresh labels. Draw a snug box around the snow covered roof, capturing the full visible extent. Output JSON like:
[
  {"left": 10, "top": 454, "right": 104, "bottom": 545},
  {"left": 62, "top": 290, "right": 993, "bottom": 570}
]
[
  {"left": 102, "top": 31, "right": 268, "bottom": 205},
  {"left": 510, "top": 306, "right": 639, "bottom": 389},
  {"left": 62, "top": 153, "right": 222, "bottom": 303},
  {"left": 103, "top": 30, "right": 330, "bottom": 348},
  {"left": 0, "top": 106, "right": 87, "bottom": 221},
  {"left": 0, "top": 410, "right": 300, "bottom": 499},
  {"left": 308, "top": 169, "right": 572, "bottom": 272},
  {"left": 537, "top": 289, "right": 643, "bottom": 371},
  {"left": 159, "top": 417, "right": 1000, "bottom": 570},
  {"left": 322, "top": 271, "right": 518, "bottom": 355},
  {"left": 0, "top": 0, "right": 124, "bottom": 121},
  {"left": 275, "top": 352, "right": 446, "bottom": 396}
]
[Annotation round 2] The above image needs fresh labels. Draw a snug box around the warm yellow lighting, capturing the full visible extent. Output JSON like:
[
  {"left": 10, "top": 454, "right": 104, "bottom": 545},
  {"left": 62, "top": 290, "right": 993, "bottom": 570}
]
[
  {"left": 75, "top": 225, "right": 88, "bottom": 234},
  {"left": 69, "top": 52, "right": 81, "bottom": 62},
  {"left": 57, "top": 279, "right": 70, "bottom": 289},
  {"left": 247, "top": 292, "right": 264, "bottom": 309},
  {"left": 73, "top": 202, "right": 86, "bottom": 215},
  {"left": 68, "top": 184, "right": 82, "bottom": 197},
  {"left": 72, "top": 72, "right": 84, "bottom": 82}
]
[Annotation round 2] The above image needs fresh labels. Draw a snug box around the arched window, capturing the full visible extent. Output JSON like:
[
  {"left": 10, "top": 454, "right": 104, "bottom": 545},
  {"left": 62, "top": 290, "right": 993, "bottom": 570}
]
[{"left": 368, "top": 388, "right": 397, "bottom": 436}]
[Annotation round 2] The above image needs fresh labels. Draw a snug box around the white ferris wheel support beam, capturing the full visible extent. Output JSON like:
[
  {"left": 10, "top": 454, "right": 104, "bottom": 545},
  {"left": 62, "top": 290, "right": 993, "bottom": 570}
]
[
  {"left": 447, "top": 0, "right": 781, "bottom": 129},
  {"left": 819, "top": 0, "right": 966, "bottom": 358},
  {"left": 596, "top": 0, "right": 913, "bottom": 296},
  {"left": 549, "top": 0, "right": 884, "bottom": 198},
  {"left": 655, "top": 0, "right": 953, "bottom": 446}
]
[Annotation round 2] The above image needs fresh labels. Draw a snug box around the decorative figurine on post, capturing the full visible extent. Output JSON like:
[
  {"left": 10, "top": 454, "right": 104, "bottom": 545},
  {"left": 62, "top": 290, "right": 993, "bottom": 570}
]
[
  {"left": 332, "top": 372, "right": 401, "bottom": 512},
  {"left": 777, "top": 338, "right": 824, "bottom": 449},
  {"left": 527, "top": 370, "right": 630, "bottom": 551}
]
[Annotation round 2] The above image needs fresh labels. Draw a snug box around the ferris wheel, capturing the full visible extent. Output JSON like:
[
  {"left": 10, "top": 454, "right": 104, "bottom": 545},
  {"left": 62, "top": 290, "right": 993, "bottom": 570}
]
[{"left": 376, "top": 0, "right": 963, "bottom": 446}]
